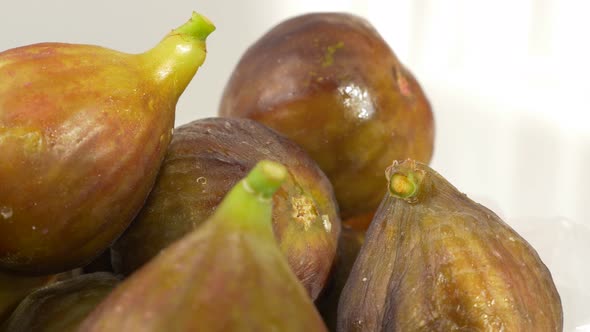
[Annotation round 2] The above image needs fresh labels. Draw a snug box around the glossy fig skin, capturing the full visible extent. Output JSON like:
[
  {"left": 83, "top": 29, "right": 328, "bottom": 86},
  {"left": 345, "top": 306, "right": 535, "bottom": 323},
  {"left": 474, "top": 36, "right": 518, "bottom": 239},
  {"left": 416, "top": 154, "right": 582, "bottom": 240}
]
[
  {"left": 1, "top": 272, "right": 119, "bottom": 332},
  {"left": 80, "top": 161, "right": 328, "bottom": 332},
  {"left": 111, "top": 117, "right": 340, "bottom": 299},
  {"left": 338, "top": 160, "right": 563, "bottom": 332},
  {"left": 219, "top": 12, "right": 434, "bottom": 219},
  {"left": 0, "top": 13, "right": 214, "bottom": 274}
]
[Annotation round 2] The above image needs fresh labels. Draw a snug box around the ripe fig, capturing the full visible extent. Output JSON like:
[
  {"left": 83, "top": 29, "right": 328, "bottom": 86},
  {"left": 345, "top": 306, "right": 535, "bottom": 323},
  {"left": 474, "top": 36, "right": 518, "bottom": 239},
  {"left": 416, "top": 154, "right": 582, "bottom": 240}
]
[
  {"left": 79, "top": 161, "right": 328, "bottom": 331},
  {"left": 315, "top": 226, "right": 364, "bottom": 331},
  {"left": 0, "top": 272, "right": 55, "bottom": 322},
  {"left": 0, "top": 12, "right": 214, "bottom": 274},
  {"left": 338, "top": 160, "right": 563, "bottom": 331},
  {"left": 219, "top": 13, "right": 434, "bottom": 219},
  {"left": 1, "top": 272, "right": 119, "bottom": 332},
  {"left": 111, "top": 117, "right": 340, "bottom": 299}
]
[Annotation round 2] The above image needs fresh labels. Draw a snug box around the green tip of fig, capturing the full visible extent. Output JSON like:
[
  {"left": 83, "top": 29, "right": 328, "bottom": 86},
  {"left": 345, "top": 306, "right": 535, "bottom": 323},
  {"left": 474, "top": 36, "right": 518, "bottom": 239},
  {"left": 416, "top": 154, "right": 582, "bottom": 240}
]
[
  {"left": 386, "top": 160, "right": 424, "bottom": 201},
  {"left": 175, "top": 12, "right": 216, "bottom": 41},
  {"left": 243, "top": 160, "right": 287, "bottom": 200}
]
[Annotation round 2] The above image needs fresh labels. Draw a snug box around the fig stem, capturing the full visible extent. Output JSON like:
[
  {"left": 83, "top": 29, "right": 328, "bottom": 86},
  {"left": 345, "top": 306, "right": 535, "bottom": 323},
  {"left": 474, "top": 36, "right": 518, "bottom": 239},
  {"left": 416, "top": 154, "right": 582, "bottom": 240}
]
[
  {"left": 389, "top": 172, "right": 418, "bottom": 199},
  {"left": 243, "top": 160, "right": 288, "bottom": 200},
  {"left": 213, "top": 160, "right": 286, "bottom": 231},
  {"left": 174, "top": 12, "right": 216, "bottom": 41},
  {"left": 141, "top": 11, "right": 215, "bottom": 100}
]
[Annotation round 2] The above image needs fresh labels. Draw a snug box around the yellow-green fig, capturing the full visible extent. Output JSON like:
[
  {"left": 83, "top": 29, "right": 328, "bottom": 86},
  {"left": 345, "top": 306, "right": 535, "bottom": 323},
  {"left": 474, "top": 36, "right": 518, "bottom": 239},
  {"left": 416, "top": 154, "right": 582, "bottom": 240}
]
[{"left": 0, "top": 12, "right": 214, "bottom": 274}]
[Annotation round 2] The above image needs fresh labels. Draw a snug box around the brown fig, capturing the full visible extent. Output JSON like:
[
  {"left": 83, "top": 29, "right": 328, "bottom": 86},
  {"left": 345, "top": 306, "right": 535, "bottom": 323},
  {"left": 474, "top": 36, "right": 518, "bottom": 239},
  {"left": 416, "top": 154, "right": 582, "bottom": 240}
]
[
  {"left": 315, "top": 226, "right": 365, "bottom": 331},
  {"left": 338, "top": 160, "right": 563, "bottom": 331},
  {"left": 79, "top": 161, "right": 328, "bottom": 332},
  {"left": 0, "top": 12, "right": 214, "bottom": 274},
  {"left": 111, "top": 117, "right": 340, "bottom": 299},
  {"left": 0, "top": 272, "right": 55, "bottom": 322},
  {"left": 219, "top": 12, "right": 434, "bottom": 220},
  {"left": 1, "top": 272, "right": 119, "bottom": 332}
]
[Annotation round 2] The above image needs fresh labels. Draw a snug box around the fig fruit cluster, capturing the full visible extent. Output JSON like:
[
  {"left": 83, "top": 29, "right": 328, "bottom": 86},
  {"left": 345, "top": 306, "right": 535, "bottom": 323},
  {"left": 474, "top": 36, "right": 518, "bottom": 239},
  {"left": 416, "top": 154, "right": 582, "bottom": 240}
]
[{"left": 0, "top": 10, "right": 562, "bottom": 332}]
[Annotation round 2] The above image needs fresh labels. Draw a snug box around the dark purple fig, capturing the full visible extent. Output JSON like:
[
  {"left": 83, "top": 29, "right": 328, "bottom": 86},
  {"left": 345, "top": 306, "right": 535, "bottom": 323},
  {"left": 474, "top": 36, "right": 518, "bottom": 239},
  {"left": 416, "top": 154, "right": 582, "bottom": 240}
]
[
  {"left": 219, "top": 12, "right": 434, "bottom": 220},
  {"left": 79, "top": 161, "right": 328, "bottom": 332},
  {"left": 0, "top": 12, "right": 214, "bottom": 274},
  {"left": 2, "top": 272, "right": 119, "bottom": 332},
  {"left": 338, "top": 160, "right": 563, "bottom": 331},
  {"left": 111, "top": 117, "right": 340, "bottom": 299}
]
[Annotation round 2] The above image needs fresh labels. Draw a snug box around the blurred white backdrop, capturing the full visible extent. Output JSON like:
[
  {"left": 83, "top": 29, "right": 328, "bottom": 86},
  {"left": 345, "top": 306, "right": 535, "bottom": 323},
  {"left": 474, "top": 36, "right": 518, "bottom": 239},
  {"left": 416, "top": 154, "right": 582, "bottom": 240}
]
[{"left": 2, "top": 1, "right": 589, "bottom": 329}]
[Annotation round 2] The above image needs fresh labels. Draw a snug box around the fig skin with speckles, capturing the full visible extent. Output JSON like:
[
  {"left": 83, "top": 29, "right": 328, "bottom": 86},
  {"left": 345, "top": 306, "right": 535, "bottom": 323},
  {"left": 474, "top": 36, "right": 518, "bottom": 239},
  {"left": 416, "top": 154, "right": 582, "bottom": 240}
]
[
  {"left": 219, "top": 13, "right": 434, "bottom": 221},
  {"left": 0, "top": 13, "right": 214, "bottom": 275},
  {"left": 338, "top": 160, "right": 563, "bottom": 332},
  {"left": 111, "top": 117, "right": 340, "bottom": 300}
]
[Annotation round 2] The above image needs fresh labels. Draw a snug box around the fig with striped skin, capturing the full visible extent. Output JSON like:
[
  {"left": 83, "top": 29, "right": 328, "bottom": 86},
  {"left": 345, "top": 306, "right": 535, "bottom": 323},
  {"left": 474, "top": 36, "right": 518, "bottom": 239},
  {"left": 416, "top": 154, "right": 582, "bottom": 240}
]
[
  {"left": 0, "top": 12, "right": 214, "bottom": 274},
  {"left": 0, "top": 272, "right": 55, "bottom": 322},
  {"left": 111, "top": 118, "right": 340, "bottom": 299},
  {"left": 1, "top": 272, "right": 119, "bottom": 332},
  {"left": 219, "top": 13, "right": 434, "bottom": 221},
  {"left": 79, "top": 161, "right": 328, "bottom": 332},
  {"left": 338, "top": 160, "right": 563, "bottom": 331}
]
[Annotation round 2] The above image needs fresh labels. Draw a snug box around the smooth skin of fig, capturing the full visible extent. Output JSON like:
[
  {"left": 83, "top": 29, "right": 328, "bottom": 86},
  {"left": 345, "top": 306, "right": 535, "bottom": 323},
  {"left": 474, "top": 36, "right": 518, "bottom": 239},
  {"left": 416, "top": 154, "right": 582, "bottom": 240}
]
[
  {"left": 1, "top": 272, "right": 119, "bottom": 332},
  {"left": 219, "top": 13, "right": 434, "bottom": 220},
  {"left": 338, "top": 160, "right": 563, "bottom": 331},
  {"left": 111, "top": 117, "right": 340, "bottom": 300},
  {"left": 79, "top": 161, "right": 328, "bottom": 332},
  {"left": 0, "top": 272, "right": 55, "bottom": 322},
  {"left": 0, "top": 12, "right": 214, "bottom": 274},
  {"left": 315, "top": 226, "right": 365, "bottom": 331}
]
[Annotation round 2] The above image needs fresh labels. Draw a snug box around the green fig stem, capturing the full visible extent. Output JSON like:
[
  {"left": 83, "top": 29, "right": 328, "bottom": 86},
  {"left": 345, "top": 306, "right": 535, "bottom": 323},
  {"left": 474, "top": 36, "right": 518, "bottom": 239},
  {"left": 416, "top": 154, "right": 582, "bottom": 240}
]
[
  {"left": 212, "top": 160, "right": 287, "bottom": 232},
  {"left": 389, "top": 173, "right": 418, "bottom": 199},
  {"left": 141, "top": 11, "right": 215, "bottom": 100},
  {"left": 385, "top": 160, "right": 425, "bottom": 201}
]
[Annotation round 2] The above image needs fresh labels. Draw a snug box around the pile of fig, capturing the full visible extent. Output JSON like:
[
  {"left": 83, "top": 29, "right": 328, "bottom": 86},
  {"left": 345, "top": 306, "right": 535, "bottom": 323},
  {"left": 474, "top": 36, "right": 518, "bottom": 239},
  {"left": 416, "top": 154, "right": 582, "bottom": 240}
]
[{"left": 0, "top": 9, "right": 562, "bottom": 332}]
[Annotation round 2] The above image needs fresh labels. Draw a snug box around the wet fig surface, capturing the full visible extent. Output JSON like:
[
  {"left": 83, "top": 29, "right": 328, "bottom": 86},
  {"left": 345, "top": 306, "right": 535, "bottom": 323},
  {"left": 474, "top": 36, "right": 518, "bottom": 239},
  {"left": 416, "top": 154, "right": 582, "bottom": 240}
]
[
  {"left": 338, "top": 160, "right": 563, "bottom": 331},
  {"left": 79, "top": 161, "right": 328, "bottom": 332},
  {"left": 1, "top": 272, "right": 119, "bottom": 332},
  {"left": 219, "top": 12, "right": 434, "bottom": 220},
  {"left": 0, "top": 12, "right": 214, "bottom": 274},
  {"left": 111, "top": 117, "right": 340, "bottom": 299}
]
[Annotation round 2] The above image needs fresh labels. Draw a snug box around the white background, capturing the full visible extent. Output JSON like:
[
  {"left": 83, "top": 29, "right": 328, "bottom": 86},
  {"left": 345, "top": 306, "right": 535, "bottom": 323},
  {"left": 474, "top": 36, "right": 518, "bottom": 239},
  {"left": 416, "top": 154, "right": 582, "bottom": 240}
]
[{"left": 2, "top": 1, "right": 589, "bottom": 330}]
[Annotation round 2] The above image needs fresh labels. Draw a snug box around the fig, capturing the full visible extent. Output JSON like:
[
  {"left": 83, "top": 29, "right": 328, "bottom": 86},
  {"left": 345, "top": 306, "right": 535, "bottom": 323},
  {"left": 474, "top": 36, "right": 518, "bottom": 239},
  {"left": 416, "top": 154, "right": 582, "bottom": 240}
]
[
  {"left": 219, "top": 12, "right": 434, "bottom": 219},
  {"left": 79, "top": 161, "right": 328, "bottom": 331},
  {"left": 0, "top": 272, "right": 55, "bottom": 322},
  {"left": 1, "top": 272, "right": 119, "bottom": 332},
  {"left": 0, "top": 12, "right": 214, "bottom": 274},
  {"left": 338, "top": 160, "right": 563, "bottom": 331},
  {"left": 111, "top": 117, "right": 340, "bottom": 299},
  {"left": 315, "top": 226, "right": 365, "bottom": 331}
]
